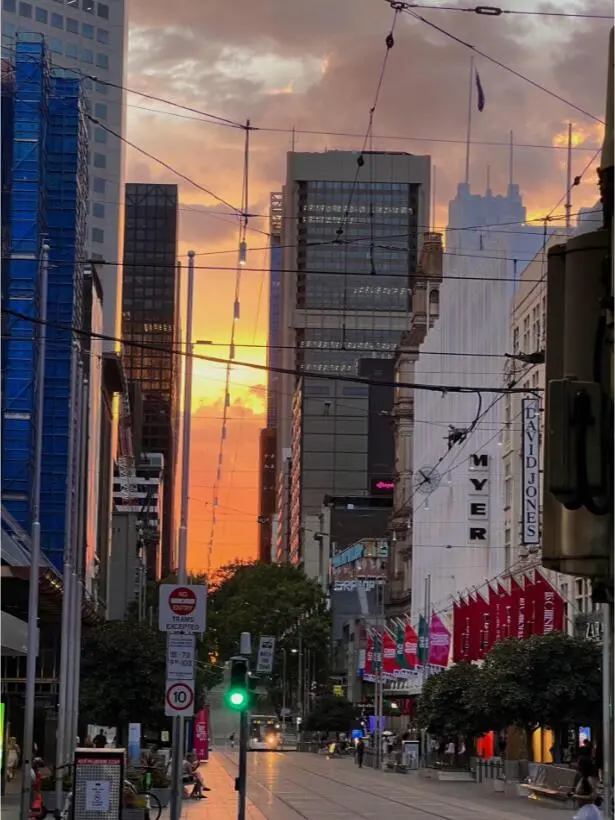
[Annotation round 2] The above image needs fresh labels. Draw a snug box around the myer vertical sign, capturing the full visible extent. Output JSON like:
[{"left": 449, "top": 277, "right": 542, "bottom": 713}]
[
  {"left": 521, "top": 397, "right": 541, "bottom": 545},
  {"left": 468, "top": 453, "right": 489, "bottom": 543}
]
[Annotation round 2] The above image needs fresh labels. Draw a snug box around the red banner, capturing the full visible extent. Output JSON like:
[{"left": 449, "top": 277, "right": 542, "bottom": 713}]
[
  {"left": 404, "top": 622, "right": 418, "bottom": 668},
  {"left": 467, "top": 591, "right": 490, "bottom": 661},
  {"left": 382, "top": 630, "right": 398, "bottom": 677},
  {"left": 509, "top": 575, "right": 526, "bottom": 639},
  {"left": 365, "top": 635, "right": 374, "bottom": 677},
  {"left": 525, "top": 572, "right": 565, "bottom": 636},
  {"left": 194, "top": 707, "right": 209, "bottom": 762}
]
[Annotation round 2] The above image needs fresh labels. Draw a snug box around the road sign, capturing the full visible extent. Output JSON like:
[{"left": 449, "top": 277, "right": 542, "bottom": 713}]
[
  {"left": 256, "top": 635, "right": 275, "bottom": 673},
  {"left": 165, "top": 680, "right": 195, "bottom": 717},
  {"left": 166, "top": 633, "right": 196, "bottom": 681},
  {"left": 159, "top": 584, "right": 207, "bottom": 633}
]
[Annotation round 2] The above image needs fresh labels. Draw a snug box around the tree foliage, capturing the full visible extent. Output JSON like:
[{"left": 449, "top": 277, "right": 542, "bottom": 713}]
[
  {"left": 417, "top": 662, "right": 490, "bottom": 742},
  {"left": 417, "top": 633, "right": 601, "bottom": 751},
  {"left": 79, "top": 620, "right": 167, "bottom": 733},
  {"left": 303, "top": 694, "right": 358, "bottom": 733}
]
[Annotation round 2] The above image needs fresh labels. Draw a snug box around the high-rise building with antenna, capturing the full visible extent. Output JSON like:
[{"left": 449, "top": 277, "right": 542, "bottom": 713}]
[{"left": 274, "top": 150, "right": 430, "bottom": 572}]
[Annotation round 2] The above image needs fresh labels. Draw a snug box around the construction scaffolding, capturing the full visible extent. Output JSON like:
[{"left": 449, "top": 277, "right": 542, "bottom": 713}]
[
  {"left": 1, "top": 35, "right": 50, "bottom": 532},
  {"left": 1, "top": 34, "right": 90, "bottom": 573},
  {"left": 40, "top": 68, "right": 89, "bottom": 570}
]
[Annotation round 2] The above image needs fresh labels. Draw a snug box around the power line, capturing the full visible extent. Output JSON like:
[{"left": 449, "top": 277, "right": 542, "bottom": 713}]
[
  {"left": 392, "top": 3, "right": 606, "bottom": 124},
  {"left": 0, "top": 305, "right": 542, "bottom": 395},
  {"left": 393, "top": 2, "right": 613, "bottom": 19}
]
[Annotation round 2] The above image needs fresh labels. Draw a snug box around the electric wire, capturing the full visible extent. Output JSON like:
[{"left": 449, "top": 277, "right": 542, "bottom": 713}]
[
  {"left": 392, "top": 2, "right": 613, "bottom": 19},
  {"left": 390, "top": 2, "right": 606, "bottom": 124},
  {"left": 0, "top": 305, "right": 543, "bottom": 396}
]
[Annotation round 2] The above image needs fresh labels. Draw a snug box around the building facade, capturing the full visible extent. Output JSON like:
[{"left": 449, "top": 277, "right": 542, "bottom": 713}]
[
  {"left": 2, "top": 0, "right": 127, "bottom": 344},
  {"left": 502, "top": 233, "right": 595, "bottom": 627},
  {"left": 388, "top": 233, "right": 443, "bottom": 617},
  {"left": 275, "top": 151, "right": 430, "bottom": 571},
  {"left": 257, "top": 193, "right": 283, "bottom": 560},
  {"left": 121, "top": 183, "right": 181, "bottom": 578}
]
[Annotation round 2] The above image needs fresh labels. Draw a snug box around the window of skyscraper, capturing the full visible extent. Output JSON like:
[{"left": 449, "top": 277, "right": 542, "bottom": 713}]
[
  {"left": 18, "top": 2, "right": 32, "bottom": 17},
  {"left": 93, "top": 152, "right": 106, "bottom": 169},
  {"left": 51, "top": 11, "right": 63, "bottom": 26},
  {"left": 3, "top": 0, "right": 16, "bottom": 11},
  {"left": 97, "top": 2, "right": 108, "bottom": 17},
  {"left": 35, "top": 6, "right": 48, "bottom": 21},
  {"left": 93, "top": 177, "right": 106, "bottom": 194},
  {"left": 96, "top": 53, "right": 108, "bottom": 69},
  {"left": 96, "top": 27, "right": 109, "bottom": 43},
  {"left": 66, "top": 15, "right": 78, "bottom": 31},
  {"left": 65, "top": 42, "right": 78, "bottom": 58},
  {"left": 81, "top": 47, "right": 94, "bottom": 63},
  {"left": 82, "top": 21, "right": 93, "bottom": 37}
]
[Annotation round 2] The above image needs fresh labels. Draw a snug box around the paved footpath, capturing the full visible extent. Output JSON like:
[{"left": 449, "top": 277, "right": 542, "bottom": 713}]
[{"left": 213, "top": 750, "right": 571, "bottom": 820}]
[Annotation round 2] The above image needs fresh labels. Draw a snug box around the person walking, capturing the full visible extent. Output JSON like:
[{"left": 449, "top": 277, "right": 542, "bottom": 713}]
[
  {"left": 356, "top": 738, "right": 365, "bottom": 769},
  {"left": 6, "top": 737, "right": 19, "bottom": 781},
  {"left": 93, "top": 730, "right": 107, "bottom": 749}
]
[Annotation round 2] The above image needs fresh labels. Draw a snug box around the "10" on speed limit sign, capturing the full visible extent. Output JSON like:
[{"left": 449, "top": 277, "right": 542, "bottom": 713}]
[{"left": 165, "top": 680, "right": 195, "bottom": 717}]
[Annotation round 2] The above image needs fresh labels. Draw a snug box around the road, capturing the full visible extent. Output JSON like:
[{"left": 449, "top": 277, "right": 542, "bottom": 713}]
[{"left": 187, "top": 749, "right": 569, "bottom": 820}]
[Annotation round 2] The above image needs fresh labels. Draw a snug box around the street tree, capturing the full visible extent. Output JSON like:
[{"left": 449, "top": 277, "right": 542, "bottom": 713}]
[
  {"left": 303, "top": 694, "right": 358, "bottom": 734},
  {"left": 79, "top": 620, "right": 167, "bottom": 740},
  {"left": 468, "top": 633, "right": 602, "bottom": 759},
  {"left": 207, "top": 561, "right": 331, "bottom": 695},
  {"left": 416, "top": 662, "right": 490, "bottom": 751}
]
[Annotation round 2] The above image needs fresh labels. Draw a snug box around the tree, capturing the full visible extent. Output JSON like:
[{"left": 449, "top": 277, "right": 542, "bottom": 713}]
[
  {"left": 303, "top": 694, "right": 358, "bottom": 733},
  {"left": 468, "top": 633, "right": 602, "bottom": 759},
  {"left": 79, "top": 620, "right": 167, "bottom": 738},
  {"left": 206, "top": 562, "right": 331, "bottom": 699},
  {"left": 416, "top": 663, "right": 490, "bottom": 750}
]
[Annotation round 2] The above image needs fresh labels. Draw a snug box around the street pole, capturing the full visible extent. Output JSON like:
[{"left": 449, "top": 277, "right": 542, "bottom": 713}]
[
  {"left": 297, "top": 635, "right": 303, "bottom": 719},
  {"left": 19, "top": 243, "right": 49, "bottom": 820},
  {"left": 65, "top": 358, "right": 83, "bottom": 762},
  {"left": 422, "top": 574, "right": 431, "bottom": 763},
  {"left": 282, "top": 649, "right": 287, "bottom": 736},
  {"left": 54, "top": 339, "right": 79, "bottom": 814},
  {"left": 375, "top": 580, "right": 385, "bottom": 769},
  {"left": 602, "top": 602, "right": 612, "bottom": 819},
  {"left": 237, "top": 710, "right": 248, "bottom": 820},
  {"left": 169, "top": 250, "right": 195, "bottom": 820},
  {"left": 69, "top": 375, "right": 88, "bottom": 750}
]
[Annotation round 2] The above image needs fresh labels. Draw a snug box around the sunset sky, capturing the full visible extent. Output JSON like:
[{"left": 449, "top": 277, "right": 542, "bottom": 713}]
[{"left": 122, "top": 0, "right": 610, "bottom": 574}]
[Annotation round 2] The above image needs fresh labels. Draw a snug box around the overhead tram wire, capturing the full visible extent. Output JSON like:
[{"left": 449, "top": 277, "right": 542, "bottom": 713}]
[
  {"left": 335, "top": 7, "right": 401, "bottom": 243},
  {"left": 388, "top": 2, "right": 606, "bottom": 124},
  {"left": 0, "top": 306, "right": 541, "bottom": 396},
  {"left": 206, "top": 121, "right": 252, "bottom": 575},
  {"left": 392, "top": 3, "right": 612, "bottom": 19}
]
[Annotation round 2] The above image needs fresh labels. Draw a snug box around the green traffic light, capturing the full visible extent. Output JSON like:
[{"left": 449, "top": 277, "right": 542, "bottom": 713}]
[{"left": 227, "top": 688, "right": 247, "bottom": 709}]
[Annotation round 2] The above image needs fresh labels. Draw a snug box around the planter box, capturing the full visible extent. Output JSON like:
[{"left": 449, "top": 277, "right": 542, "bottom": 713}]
[{"left": 151, "top": 788, "right": 171, "bottom": 808}]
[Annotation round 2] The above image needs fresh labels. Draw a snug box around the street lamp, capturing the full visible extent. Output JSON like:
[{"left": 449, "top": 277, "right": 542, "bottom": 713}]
[{"left": 281, "top": 647, "right": 299, "bottom": 736}]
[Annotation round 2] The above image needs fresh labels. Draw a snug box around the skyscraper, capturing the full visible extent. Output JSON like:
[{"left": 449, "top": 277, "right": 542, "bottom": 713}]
[
  {"left": 275, "top": 151, "right": 430, "bottom": 570},
  {"left": 121, "top": 183, "right": 180, "bottom": 579},
  {"left": 257, "top": 193, "right": 283, "bottom": 561},
  {"left": 2, "top": 0, "right": 127, "bottom": 346}
]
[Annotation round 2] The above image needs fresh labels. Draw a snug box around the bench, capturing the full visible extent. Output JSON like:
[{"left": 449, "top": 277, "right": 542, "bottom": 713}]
[{"left": 519, "top": 764, "right": 577, "bottom": 802}]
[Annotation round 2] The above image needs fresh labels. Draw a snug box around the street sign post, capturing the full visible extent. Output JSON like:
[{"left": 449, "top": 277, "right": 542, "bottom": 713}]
[
  {"left": 165, "top": 680, "right": 195, "bottom": 717},
  {"left": 159, "top": 584, "right": 207, "bottom": 634},
  {"left": 166, "top": 634, "right": 196, "bottom": 681},
  {"left": 256, "top": 636, "right": 275, "bottom": 674}
]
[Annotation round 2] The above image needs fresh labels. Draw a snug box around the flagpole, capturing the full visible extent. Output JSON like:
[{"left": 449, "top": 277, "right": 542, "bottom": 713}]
[{"left": 464, "top": 55, "right": 474, "bottom": 185}]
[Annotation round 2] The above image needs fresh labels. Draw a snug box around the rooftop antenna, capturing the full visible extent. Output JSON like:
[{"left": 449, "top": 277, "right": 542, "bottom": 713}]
[
  {"left": 565, "top": 122, "right": 573, "bottom": 230},
  {"left": 486, "top": 164, "right": 491, "bottom": 196},
  {"left": 291, "top": 126, "right": 296, "bottom": 152},
  {"left": 508, "top": 130, "right": 514, "bottom": 189}
]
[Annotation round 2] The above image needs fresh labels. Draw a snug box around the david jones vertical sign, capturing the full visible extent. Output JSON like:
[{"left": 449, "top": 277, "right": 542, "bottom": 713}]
[{"left": 522, "top": 397, "right": 541, "bottom": 545}]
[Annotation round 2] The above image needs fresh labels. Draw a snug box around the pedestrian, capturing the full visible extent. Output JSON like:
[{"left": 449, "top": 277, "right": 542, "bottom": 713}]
[
  {"left": 93, "top": 730, "right": 107, "bottom": 749},
  {"left": 6, "top": 737, "right": 19, "bottom": 781},
  {"left": 228, "top": 732, "right": 235, "bottom": 749},
  {"left": 356, "top": 738, "right": 365, "bottom": 769},
  {"left": 571, "top": 756, "right": 602, "bottom": 818}
]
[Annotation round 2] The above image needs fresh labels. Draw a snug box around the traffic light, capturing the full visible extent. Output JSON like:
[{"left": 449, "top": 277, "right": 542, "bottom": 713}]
[{"left": 225, "top": 656, "right": 249, "bottom": 711}]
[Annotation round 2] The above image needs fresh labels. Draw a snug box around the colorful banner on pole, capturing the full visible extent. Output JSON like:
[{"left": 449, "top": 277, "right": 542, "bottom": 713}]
[
  {"left": 427, "top": 613, "right": 451, "bottom": 667},
  {"left": 194, "top": 707, "right": 209, "bottom": 762}
]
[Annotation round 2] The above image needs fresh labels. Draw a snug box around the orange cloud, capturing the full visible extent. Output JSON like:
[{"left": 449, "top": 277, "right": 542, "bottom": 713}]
[{"left": 124, "top": 0, "right": 610, "bottom": 571}]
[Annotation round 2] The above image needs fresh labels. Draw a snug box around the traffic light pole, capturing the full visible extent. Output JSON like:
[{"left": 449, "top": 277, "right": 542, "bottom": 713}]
[{"left": 237, "top": 709, "right": 248, "bottom": 820}]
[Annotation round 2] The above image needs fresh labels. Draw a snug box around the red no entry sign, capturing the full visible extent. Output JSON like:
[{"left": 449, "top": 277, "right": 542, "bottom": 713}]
[{"left": 169, "top": 586, "right": 196, "bottom": 616}]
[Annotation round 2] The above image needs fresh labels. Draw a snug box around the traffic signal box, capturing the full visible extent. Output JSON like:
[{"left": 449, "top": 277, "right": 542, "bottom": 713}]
[{"left": 225, "top": 657, "right": 258, "bottom": 711}]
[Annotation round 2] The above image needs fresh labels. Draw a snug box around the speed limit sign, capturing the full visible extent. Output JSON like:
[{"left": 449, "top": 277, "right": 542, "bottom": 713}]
[{"left": 165, "top": 680, "right": 195, "bottom": 717}]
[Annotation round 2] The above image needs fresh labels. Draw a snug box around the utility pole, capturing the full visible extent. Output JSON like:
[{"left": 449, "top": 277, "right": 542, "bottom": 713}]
[
  {"left": 53, "top": 340, "right": 79, "bottom": 816},
  {"left": 169, "top": 250, "right": 195, "bottom": 820},
  {"left": 20, "top": 243, "right": 49, "bottom": 820}
]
